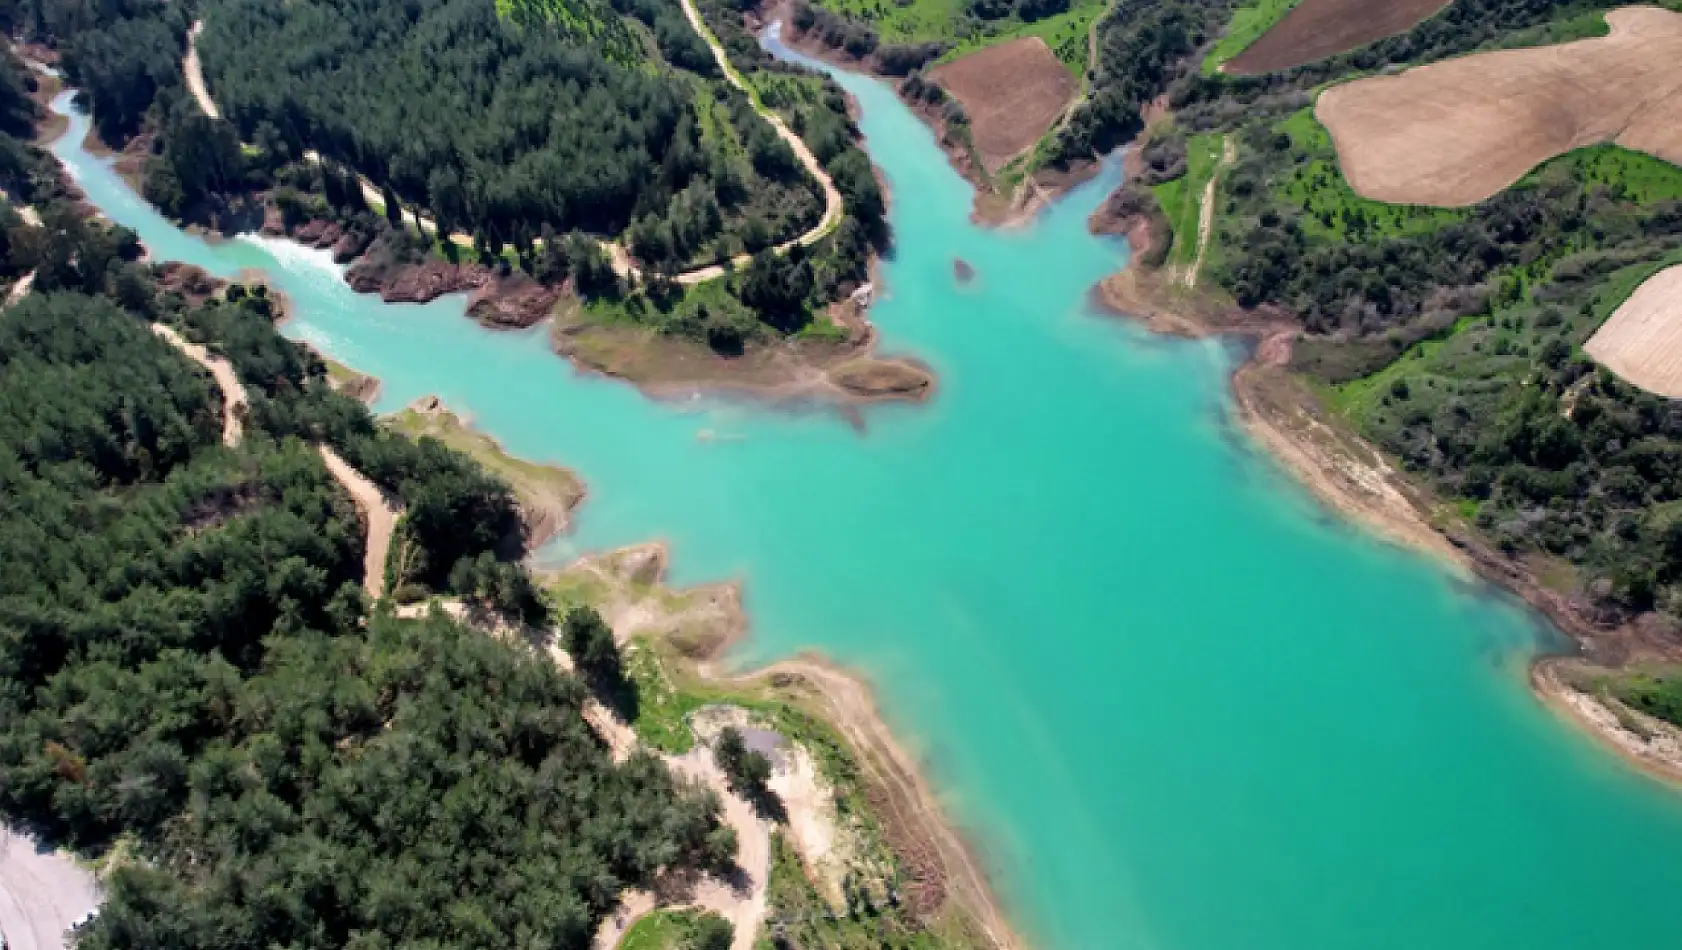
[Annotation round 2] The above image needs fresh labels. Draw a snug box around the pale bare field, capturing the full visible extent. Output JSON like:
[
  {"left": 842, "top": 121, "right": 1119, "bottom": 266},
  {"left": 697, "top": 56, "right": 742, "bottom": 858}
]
[
  {"left": 929, "top": 37, "right": 1076, "bottom": 173},
  {"left": 1316, "top": 5, "right": 1682, "bottom": 207},
  {"left": 1585, "top": 264, "right": 1682, "bottom": 397}
]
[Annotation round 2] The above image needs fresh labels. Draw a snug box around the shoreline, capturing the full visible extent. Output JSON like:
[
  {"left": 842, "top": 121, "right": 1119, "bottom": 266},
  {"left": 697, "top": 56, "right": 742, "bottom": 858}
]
[
  {"left": 766, "top": 9, "right": 1096, "bottom": 230},
  {"left": 556, "top": 539, "right": 1025, "bottom": 949},
  {"left": 1531, "top": 658, "right": 1682, "bottom": 787},
  {"left": 322, "top": 343, "right": 1019, "bottom": 947},
  {"left": 1090, "top": 240, "right": 1682, "bottom": 788}
]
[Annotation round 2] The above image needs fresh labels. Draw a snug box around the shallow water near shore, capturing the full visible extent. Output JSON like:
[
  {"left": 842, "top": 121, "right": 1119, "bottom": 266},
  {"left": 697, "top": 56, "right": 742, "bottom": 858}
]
[{"left": 47, "top": 33, "right": 1682, "bottom": 950}]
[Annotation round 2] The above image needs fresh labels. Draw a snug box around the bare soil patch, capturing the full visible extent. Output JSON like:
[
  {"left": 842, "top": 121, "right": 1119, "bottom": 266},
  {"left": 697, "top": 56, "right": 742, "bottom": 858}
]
[
  {"left": 1226, "top": 0, "right": 1451, "bottom": 75},
  {"left": 1316, "top": 6, "right": 1682, "bottom": 207},
  {"left": 928, "top": 37, "right": 1077, "bottom": 174},
  {"left": 1585, "top": 264, "right": 1682, "bottom": 397}
]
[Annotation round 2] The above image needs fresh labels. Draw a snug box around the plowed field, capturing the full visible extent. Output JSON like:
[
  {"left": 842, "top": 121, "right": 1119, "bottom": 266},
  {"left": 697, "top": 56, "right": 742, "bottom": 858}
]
[
  {"left": 1316, "top": 6, "right": 1682, "bottom": 207},
  {"left": 929, "top": 37, "right": 1076, "bottom": 174},
  {"left": 1226, "top": 0, "right": 1450, "bottom": 75}
]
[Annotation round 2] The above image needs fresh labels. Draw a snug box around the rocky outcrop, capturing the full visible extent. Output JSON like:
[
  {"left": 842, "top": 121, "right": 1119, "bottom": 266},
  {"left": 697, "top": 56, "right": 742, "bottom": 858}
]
[
  {"left": 1088, "top": 185, "right": 1170, "bottom": 267},
  {"left": 467, "top": 272, "right": 561, "bottom": 328},
  {"left": 345, "top": 255, "right": 480, "bottom": 302}
]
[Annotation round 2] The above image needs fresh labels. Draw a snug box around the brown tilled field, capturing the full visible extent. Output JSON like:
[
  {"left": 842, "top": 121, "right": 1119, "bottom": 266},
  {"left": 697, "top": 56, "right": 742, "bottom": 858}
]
[
  {"left": 1585, "top": 265, "right": 1682, "bottom": 397},
  {"left": 1226, "top": 0, "right": 1450, "bottom": 74},
  {"left": 928, "top": 38, "right": 1076, "bottom": 174},
  {"left": 1316, "top": 6, "right": 1682, "bottom": 207}
]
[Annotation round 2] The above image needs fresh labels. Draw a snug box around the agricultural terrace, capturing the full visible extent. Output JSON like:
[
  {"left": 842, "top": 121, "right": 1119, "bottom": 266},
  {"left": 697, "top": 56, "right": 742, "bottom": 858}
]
[
  {"left": 1222, "top": 0, "right": 1451, "bottom": 75},
  {"left": 1316, "top": 6, "right": 1682, "bottom": 207}
]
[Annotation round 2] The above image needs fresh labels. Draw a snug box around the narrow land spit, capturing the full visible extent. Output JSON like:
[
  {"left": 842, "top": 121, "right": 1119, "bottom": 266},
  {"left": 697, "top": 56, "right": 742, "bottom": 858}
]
[
  {"left": 1316, "top": 5, "right": 1682, "bottom": 207},
  {"left": 1584, "top": 264, "right": 1682, "bottom": 397}
]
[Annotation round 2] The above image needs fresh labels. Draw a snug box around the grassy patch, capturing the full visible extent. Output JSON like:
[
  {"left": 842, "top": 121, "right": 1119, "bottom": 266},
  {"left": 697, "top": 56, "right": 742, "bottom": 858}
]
[
  {"left": 1274, "top": 108, "right": 1465, "bottom": 242},
  {"left": 812, "top": 0, "right": 971, "bottom": 44},
  {"left": 816, "top": 0, "right": 1103, "bottom": 71},
  {"left": 620, "top": 909, "right": 730, "bottom": 950},
  {"left": 1202, "top": 0, "right": 1300, "bottom": 75},
  {"left": 1151, "top": 132, "right": 1224, "bottom": 269},
  {"left": 624, "top": 638, "right": 712, "bottom": 753},
  {"left": 936, "top": 0, "right": 1106, "bottom": 74},
  {"left": 1531, "top": 143, "right": 1682, "bottom": 205},
  {"left": 1607, "top": 665, "right": 1682, "bottom": 729}
]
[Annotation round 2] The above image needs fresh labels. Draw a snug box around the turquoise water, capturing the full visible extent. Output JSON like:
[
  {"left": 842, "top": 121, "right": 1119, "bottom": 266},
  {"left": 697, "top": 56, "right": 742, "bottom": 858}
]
[{"left": 48, "top": 34, "right": 1682, "bottom": 949}]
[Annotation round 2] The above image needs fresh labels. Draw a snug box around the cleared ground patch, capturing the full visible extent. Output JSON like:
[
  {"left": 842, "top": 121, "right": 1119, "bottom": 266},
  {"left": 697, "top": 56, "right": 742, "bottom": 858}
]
[
  {"left": 1225, "top": 0, "right": 1450, "bottom": 74},
  {"left": 927, "top": 37, "right": 1076, "bottom": 173},
  {"left": 1316, "top": 6, "right": 1682, "bottom": 207},
  {"left": 1585, "top": 264, "right": 1682, "bottom": 398}
]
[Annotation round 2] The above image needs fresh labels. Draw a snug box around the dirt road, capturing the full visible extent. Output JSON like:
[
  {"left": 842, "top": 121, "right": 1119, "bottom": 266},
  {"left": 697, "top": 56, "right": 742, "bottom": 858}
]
[
  {"left": 150, "top": 320, "right": 399, "bottom": 599},
  {"left": 1180, "top": 134, "right": 1234, "bottom": 289},
  {"left": 0, "top": 831, "right": 100, "bottom": 950},
  {"left": 317, "top": 445, "right": 402, "bottom": 600},
  {"left": 150, "top": 323, "right": 246, "bottom": 447}
]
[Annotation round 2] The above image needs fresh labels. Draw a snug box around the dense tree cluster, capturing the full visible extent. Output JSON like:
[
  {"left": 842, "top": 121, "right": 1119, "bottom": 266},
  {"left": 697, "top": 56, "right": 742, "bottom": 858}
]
[
  {"left": 788, "top": 1, "right": 947, "bottom": 75},
  {"left": 193, "top": 0, "right": 819, "bottom": 256},
  {"left": 1, "top": 0, "right": 191, "bottom": 143},
  {"left": 1051, "top": 0, "right": 1234, "bottom": 164},
  {"left": 0, "top": 255, "right": 735, "bottom": 947}
]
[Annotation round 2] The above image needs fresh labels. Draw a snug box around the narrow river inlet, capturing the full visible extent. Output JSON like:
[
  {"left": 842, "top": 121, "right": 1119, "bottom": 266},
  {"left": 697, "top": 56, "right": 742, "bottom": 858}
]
[{"left": 47, "top": 28, "right": 1682, "bottom": 950}]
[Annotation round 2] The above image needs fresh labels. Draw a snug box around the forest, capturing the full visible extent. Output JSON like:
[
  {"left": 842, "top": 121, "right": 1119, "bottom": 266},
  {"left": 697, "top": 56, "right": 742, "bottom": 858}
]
[
  {"left": 192, "top": 0, "right": 824, "bottom": 261},
  {"left": 7, "top": 0, "right": 891, "bottom": 348},
  {"left": 0, "top": 199, "right": 736, "bottom": 945}
]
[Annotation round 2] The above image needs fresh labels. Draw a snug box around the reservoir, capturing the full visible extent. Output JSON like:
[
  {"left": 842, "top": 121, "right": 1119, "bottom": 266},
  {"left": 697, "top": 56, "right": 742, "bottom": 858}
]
[{"left": 47, "top": 30, "right": 1682, "bottom": 949}]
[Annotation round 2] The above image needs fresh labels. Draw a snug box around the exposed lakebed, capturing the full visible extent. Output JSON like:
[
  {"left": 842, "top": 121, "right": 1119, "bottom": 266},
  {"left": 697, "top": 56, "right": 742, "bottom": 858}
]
[{"left": 48, "top": 28, "right": 1682, "bottom": 950}]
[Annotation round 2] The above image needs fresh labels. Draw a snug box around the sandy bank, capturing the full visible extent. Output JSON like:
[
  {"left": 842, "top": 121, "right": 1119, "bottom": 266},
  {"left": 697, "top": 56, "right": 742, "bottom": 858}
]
[
  {"left": 1532, "top": 658, "right": 1682, "bottom": 786},
  {"left": 542, "top": 543, "right": 1024, "bottom": 950}
]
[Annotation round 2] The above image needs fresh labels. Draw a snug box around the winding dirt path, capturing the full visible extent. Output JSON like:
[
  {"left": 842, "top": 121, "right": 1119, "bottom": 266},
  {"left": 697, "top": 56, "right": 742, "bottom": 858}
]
[
  {"left": 317, "top": 445, "right": 402, "bottom": 601},
  {"left": 0, "top": 830, "right": 102, "bottom": 950},
  {"left": 1179, "top": 134, "right": 1235, "bottom": 289},
  {"left": 183, "top": 19, "right": 842, "bottom": 286},
  {"left": 149, "top": 321, "right": 399, "bottom": 599},
  {"left": 545, "top": 641, "right": 769, "bottom": 950}
]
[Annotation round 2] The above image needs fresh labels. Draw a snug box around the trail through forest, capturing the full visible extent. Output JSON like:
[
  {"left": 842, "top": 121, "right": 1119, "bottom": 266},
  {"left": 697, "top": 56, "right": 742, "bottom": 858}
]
[
  {"left": 182, "top": 18, "right": 843, "bottom": 286},
  {"left": 148, "top": 320, "right": 400, "bottom": 599},
  {"left": 149, "top": 323, "right": 246, "bottom": 446}
]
